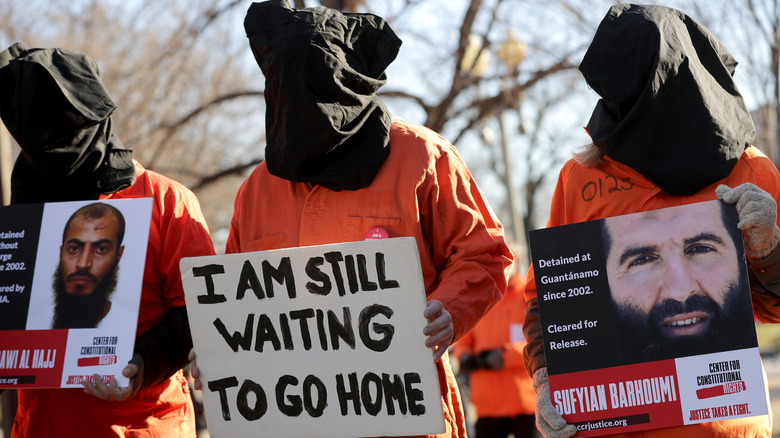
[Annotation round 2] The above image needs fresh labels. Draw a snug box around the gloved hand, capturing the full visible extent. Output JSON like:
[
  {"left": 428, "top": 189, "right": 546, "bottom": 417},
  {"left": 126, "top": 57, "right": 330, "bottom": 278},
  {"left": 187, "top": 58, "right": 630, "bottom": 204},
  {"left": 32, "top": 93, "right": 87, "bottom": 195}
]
[
  {"left": 716, "top": 183, "right": 780, "bottom": 261},
  {"left": 479, "top": 349, "right": 504, "bottom": 370},
  {"left": 458, "top": 353, "right": 480, "bottom": 373},
  {"left": 533, "top": 367, "right": 577, "bottom": 438}
]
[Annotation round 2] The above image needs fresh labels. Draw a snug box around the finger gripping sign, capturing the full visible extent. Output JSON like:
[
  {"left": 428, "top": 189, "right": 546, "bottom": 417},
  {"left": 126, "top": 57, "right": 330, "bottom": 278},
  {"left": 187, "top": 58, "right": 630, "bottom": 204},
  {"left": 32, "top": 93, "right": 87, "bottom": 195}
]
[{"left": 180, "top": 237, "right": 444, "bottom": 438}]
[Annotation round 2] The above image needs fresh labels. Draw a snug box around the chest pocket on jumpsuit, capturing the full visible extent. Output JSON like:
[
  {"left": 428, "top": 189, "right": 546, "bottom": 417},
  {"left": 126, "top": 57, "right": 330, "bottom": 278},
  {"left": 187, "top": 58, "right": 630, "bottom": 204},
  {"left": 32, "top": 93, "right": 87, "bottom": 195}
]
[{"left": 243, "top": 232, "right": 288, "bottom": 252}]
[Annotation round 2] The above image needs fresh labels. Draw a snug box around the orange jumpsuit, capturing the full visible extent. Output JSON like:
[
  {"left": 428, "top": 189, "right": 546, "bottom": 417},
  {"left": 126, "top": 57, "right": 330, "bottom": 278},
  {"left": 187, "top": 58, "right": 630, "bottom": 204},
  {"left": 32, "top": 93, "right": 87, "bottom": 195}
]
[
  {"left": 523, "top": 146, "right": 780, "bottom": 437},
  {"left": 13, "top": 161, "right": 216, "bottom": 438},
  {"left": 226, "top": 119, "right": 514, "bottom": 438},
  {"left": 452, "top": 275, "right": 535, "bottom": 423}
]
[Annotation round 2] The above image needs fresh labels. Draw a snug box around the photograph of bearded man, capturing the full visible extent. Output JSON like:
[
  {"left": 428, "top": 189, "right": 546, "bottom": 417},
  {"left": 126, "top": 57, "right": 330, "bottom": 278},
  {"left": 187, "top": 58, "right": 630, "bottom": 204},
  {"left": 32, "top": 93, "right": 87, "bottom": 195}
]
[
  {"left": 601, "top": 200, "right": 757, "bottom": 364},
  {"left": 52, "top": 202, "right": 125, "bottom": 329}
]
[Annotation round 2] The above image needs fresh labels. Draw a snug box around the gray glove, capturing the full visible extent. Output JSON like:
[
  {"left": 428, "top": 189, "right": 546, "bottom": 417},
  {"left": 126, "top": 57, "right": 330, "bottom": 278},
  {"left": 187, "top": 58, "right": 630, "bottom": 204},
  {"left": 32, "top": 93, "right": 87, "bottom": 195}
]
[
  {"left": 533, "top": 367, "right": 577, "bottom": 438},
  {"left": 716, "top": 183, "right": 780, "bottom": 261}
]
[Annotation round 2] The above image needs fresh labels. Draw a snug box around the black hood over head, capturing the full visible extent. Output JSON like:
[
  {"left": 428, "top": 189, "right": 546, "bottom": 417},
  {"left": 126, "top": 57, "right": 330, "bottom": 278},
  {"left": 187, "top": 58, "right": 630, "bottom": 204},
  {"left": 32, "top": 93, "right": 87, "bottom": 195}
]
[
  {"left": 244, "top": 0, "right": 401, "bottom": 191},
  {"left": 579, "top": 4, "right": 754, "bottom": 196},
  {"left": 0, "top": 42, "right": 135, "bottom": 204}
]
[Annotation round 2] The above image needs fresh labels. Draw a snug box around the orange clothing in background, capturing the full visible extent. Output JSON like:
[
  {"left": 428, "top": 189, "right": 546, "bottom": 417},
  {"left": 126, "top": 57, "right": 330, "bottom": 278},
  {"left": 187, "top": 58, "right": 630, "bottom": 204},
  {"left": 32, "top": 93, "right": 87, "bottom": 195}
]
[
  {"left": 452, "top": 275, "right": 535, "bottom": 418},
  {"left": 227, "top": 119, "right": 514, "bottom": 438},
  {"left": 13, "top": 161, "right": 216, "bottom": 438},
  {"left": 523, "top": 147, "right": 780, "bottom": 438}
]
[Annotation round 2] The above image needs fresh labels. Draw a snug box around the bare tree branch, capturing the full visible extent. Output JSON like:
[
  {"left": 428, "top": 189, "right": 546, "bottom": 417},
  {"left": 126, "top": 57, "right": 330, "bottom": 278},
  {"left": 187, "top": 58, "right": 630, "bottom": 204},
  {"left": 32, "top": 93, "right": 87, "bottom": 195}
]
[
  {"left": 746, "top": 0, "right": 775, "bottom": 44},
  {"left": 146, "top": 90, "right": 264, "bottom": 167},
  {"left": 189, "top": 158, "right": 265, "bottom": 190},
  {"left": 379, "top": 89, "right": 432, "bottom": 113},
  {"left": 425, "top": 0, "right": 482, "bottom": 133},
  {"left": 450, "top": 58, "right": 577, "bottom": 145}
]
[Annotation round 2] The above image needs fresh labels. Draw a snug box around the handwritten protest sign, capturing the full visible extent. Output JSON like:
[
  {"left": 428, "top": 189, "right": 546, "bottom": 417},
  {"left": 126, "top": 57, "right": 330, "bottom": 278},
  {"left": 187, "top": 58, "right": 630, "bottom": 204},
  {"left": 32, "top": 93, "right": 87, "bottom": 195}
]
[
  {"left": 0, "top": 198, "right": 151, "bottom": 388},
  {"left": 528, "top": 200, "right": 768, "bottom": 436},
  {"left": 180, "top": 237, "right": 444, "bottom": 438}
]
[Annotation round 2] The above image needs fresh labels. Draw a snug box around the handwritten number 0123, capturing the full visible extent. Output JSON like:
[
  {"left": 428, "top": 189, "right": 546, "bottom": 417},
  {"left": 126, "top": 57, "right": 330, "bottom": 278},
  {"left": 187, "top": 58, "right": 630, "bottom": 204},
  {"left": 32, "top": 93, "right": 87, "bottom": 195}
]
[{"left": 581, "top": 175, "right": 633, "bottom": 201}]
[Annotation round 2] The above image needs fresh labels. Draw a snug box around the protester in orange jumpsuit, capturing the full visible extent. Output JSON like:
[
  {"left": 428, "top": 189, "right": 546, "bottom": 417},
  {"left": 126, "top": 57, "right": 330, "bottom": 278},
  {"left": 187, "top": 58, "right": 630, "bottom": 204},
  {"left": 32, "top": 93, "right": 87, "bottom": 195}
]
[
  {"left": 189, "top": 1, "right": 514, "bottom": 437},
  {"left": 453, "top": 272, "right": 537, "bottom": 438},
  {"left": 0, "top": 42, "right": 216, "bottom": 437},
  {"left": 524, "top": 5, "right": 780, "bottom": 438}
]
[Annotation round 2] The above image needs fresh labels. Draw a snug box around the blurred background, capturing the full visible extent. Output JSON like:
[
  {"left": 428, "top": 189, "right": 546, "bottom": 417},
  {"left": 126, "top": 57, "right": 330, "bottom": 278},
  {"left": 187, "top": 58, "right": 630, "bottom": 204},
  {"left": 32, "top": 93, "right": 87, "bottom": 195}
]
[{"left": 3, "top": 0, "right": 780, "bottom": 436}]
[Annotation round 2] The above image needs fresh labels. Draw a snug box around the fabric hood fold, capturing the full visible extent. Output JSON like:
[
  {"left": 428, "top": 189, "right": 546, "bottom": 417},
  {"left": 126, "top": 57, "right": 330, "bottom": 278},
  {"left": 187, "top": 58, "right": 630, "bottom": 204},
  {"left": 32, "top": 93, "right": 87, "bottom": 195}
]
[
  {"left": 0, "top": 42, "right": 135, "bottom": 203},
  {"left": 244, "top": 0, "right": 402, "bottom": 191},
  {"left": 579, "top": 4, "right": 754, "bottom": 196}
]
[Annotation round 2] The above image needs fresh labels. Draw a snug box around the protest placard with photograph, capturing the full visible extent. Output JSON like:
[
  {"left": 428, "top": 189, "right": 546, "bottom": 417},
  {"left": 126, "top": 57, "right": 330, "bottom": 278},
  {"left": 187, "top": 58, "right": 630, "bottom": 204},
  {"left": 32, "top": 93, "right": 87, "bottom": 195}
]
[
  {"left": 528, "top": 200, "right": 768, "bottom": 436},
  {"left": 180, "top": 236, "right": 444, "bottom": 438},
  {"left": 0, "top": 198, "right": 152, "bottom": 388}
]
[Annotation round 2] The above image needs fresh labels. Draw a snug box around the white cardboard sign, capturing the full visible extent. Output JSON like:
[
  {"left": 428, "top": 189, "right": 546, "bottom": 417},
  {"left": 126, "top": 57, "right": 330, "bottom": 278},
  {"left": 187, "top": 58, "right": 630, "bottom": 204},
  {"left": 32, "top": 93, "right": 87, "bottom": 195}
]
[{"left": 180, "top": 237, "right": 445, "bottom": 438}]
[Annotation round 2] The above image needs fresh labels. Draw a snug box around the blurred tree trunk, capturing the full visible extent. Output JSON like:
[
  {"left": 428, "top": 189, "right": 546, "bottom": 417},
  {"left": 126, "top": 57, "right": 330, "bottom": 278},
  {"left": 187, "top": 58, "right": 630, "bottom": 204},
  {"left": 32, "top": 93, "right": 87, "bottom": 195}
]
[{"left": 0, "top": 121, "right": 12, "bottom": 206}]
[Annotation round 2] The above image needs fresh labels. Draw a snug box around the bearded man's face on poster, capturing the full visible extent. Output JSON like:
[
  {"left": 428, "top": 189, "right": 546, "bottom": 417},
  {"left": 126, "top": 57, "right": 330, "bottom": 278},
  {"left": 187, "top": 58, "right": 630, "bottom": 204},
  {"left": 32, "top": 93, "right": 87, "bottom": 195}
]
[
  {"left": 52, "top": 204, "right": 125, "bottom": 329},
  {"left": 602, "top": 201, "right": 753, "bottom": 362}
]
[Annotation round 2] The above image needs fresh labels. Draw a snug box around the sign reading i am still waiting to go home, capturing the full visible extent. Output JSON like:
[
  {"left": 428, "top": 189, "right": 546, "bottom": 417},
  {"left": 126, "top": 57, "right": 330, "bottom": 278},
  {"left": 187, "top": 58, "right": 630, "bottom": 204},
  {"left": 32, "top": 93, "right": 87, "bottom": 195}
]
[{"left": 180, "top": 237, "right": 445, "bottom": 438}]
